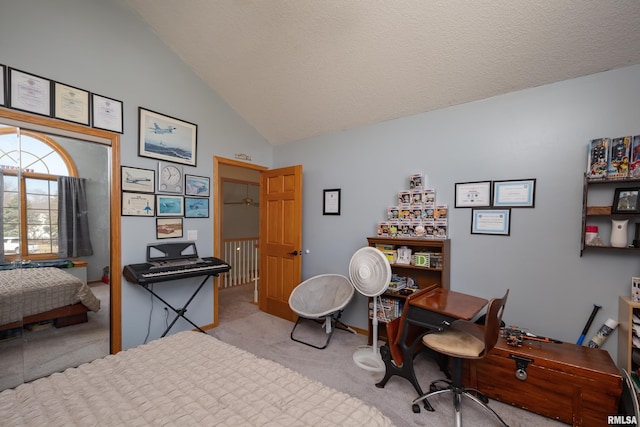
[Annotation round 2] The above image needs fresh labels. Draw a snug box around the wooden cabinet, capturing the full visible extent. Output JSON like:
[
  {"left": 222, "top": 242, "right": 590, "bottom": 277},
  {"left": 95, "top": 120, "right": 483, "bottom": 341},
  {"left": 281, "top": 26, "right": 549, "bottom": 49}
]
[
  {"left": 581, "top": 174, "right": 640, "bottom": 256},
  {"left": 366, "top": 237, "right": 450, "bottom": 344},
  {"left": 618, "top": 296, "right": 640, "bottom": 374}
]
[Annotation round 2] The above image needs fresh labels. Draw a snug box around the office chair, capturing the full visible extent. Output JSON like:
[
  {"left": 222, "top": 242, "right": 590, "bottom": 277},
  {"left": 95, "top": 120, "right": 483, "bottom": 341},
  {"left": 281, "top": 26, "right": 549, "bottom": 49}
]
[{"left": 412, "top": 289, "right": 509, "bottom": 427}]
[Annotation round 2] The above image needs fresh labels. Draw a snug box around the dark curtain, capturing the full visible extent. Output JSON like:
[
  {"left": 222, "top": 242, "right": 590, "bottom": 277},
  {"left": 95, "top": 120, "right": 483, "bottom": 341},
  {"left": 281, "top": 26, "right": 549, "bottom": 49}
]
[
  {"left": 0, "top": 170, "right": 4, "bottom": 263},
  {"left": 58, "top": 176, "right": 93, "bottom": 258}
]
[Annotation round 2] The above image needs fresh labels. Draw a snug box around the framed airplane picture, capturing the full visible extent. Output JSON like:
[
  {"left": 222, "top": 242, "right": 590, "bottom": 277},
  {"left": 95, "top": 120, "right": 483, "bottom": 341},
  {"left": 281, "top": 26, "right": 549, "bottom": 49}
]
[{"left": 138, "top": 107, "right": 198, "bottom": 166}]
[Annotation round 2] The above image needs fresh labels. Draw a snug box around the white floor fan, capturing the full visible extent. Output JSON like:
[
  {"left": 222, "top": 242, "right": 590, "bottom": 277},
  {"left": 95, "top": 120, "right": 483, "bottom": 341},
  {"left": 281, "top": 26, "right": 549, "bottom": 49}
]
[{"left": 349, "top": 247, "right": 392, "bottom": 372}]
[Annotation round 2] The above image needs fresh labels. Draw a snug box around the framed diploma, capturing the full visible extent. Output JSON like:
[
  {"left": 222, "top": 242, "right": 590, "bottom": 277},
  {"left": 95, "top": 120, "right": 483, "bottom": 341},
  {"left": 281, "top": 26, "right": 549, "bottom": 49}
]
[
  {"left": 8, "top": 68, "right": 52, "bottom": 116},
  {"left": 54, "top": 81, "right": 90, "bottom": 125},
  {"left": 471, "top": 208, "right": 511, "bottom": 236},
  {"left": 455, "top": 181, "right": 492, "bottom": 208},
  {"left": 92, "top": 93, "right": 123, "bottom": 133},
  {"left": 121, "top": 191, "right": 155, "bottom": 216},
  {"left": 0, "top": 64, "right": 5, "bottom": 106},
  {"left": 493, "top": 179, "right": 536, "bottom": 208},
  {"left": 323, "top": 188, "right": 341, "bottom": 215}
]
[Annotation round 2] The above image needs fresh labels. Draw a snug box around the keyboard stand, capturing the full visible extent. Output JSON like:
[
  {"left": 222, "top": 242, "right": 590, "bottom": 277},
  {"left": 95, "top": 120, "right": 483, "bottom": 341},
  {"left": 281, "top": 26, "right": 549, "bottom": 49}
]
[{"left": 139, "top": 274, "right": 213, "bottom": 337}]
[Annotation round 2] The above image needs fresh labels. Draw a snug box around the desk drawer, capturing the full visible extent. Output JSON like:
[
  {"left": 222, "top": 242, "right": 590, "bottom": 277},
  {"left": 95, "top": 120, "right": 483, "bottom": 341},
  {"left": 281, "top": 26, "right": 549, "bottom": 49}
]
[{"left": 464, "top": 338, "right": 622, "bottom": 426}]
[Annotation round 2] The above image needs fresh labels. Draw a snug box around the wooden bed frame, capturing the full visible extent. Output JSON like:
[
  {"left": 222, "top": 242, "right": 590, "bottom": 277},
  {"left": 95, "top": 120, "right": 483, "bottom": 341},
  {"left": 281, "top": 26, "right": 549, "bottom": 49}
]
[{"left": 0, "top": 302, "right": 89, "bottom": 332}]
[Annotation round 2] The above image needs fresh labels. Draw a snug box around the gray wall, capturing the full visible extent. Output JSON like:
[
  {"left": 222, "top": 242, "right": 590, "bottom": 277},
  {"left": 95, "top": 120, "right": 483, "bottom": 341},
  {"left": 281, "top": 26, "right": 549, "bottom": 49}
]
[
  {"left": 2, "top": 0, "right": 640, "bottom": 359},
  {"left": 0, "top": 0, "right": 272, "bottom": 349},
  {"left": 275, "top": 65, "right": 640, "bottom": 359}
]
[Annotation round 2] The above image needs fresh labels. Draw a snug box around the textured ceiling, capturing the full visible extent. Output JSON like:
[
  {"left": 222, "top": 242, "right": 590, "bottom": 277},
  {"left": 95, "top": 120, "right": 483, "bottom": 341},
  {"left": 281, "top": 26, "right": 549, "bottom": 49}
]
[{"left": 125, "top": 1, "right": 640, "bottom": 146}]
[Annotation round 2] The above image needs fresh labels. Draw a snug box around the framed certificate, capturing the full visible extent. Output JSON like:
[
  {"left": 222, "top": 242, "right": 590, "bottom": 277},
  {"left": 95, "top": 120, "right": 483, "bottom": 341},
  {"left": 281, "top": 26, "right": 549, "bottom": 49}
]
[
  {"left": 323, "top": 189, "right": 341, "bottom": 215},
  {"left": 455, "top": 181, "right": 492, "bottom": 208},
  {"left": 8, "top": 68, "right": 52, "bottom": 116},
  {"left": 0, "top": 64, "right": 5, "bottom": 107},
  {"left": 92, "top": 93, "right": 123, "bottom": 133},
  {"left": 493, "top": 179, "right": 536, "bottom": 208},
  {"left": 471, "top": 208, "right": 511, "bottom": 236},
  {"left": 121, "top": 191, "right": 155, "bottom": 217},
  {"left": 54, "top": 81, "right": 90, "bottom": 125}
]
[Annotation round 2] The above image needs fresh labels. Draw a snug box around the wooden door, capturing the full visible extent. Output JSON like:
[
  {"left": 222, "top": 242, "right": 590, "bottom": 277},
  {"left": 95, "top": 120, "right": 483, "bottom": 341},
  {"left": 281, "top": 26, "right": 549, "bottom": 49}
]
[{"left": 259, "top": 165, "right": 302, "bottom": 321}]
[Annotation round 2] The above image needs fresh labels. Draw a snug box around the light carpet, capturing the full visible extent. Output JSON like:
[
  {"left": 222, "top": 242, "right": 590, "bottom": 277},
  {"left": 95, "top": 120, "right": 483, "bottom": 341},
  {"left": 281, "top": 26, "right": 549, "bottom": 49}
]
[{"left": 210, "top": 284, "right": 566, "bottom": 427}]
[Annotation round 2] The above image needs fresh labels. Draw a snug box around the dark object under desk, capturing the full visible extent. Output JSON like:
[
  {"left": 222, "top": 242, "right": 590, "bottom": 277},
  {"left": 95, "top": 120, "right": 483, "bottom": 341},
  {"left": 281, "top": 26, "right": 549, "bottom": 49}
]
[{"left": 375, "top": 286, "right": 488, "bottom": 399}]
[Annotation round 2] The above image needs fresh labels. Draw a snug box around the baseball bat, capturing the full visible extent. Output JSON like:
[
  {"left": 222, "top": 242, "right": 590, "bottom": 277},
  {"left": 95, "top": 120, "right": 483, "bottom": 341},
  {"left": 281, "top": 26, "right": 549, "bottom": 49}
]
[{"left": 577, "top": 304, "right": 601, "bottom": 345}]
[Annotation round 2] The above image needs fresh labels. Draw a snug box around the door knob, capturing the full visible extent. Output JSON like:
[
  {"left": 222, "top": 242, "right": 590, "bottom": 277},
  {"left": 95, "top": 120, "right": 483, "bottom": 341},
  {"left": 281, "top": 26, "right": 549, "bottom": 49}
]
[{"left": 288, "top": 250, "right": 299, "bottom": 256}]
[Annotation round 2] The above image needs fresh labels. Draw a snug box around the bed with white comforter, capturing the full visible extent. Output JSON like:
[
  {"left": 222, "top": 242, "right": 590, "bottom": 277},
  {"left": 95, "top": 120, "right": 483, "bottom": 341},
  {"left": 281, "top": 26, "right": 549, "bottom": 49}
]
[{"left": 0, "top": 331, "right": 394, "bottom": 426}]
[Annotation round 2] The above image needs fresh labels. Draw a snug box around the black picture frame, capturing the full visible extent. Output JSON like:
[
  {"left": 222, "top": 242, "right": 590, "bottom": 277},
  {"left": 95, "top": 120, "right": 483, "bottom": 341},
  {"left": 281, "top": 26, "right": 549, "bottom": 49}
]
[
  {"left": 53, "top": 81, "right": 90, "bottom": 126},
  {"left": 185, "top": 174, "right": 210, "bottom": 197},
  {"left": 8, "top": 67, "right": 52, "bottom": 117},
  {"left": 121, "top": 166, "right": 155, "bottom": 193},
  {"left": 454, "top": 181, "right": 492, "bottom": 208},
  {"left": 185, "top": 197, "right": 209, "bottom": 218},
  {"left": 138, "top": 107, "right": 198, "bottom": 166},
  {"left": 92, "top": 93, "right": 123, "bottom": 133},
  {"left": 612, "top": 187, "right": 640, "bottom": 214},
  {"left": 323, "top": 189, "right": 341, "bottom": 215},
  {"left": 0, "top": 64, "right": 6, "bottom": 107}
]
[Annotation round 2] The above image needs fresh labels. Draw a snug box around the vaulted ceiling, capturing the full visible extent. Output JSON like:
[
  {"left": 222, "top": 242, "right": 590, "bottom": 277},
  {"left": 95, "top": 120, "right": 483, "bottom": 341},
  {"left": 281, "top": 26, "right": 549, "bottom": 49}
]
[{"left": 125, "top": 1, "right": 640, "bottom": 146}]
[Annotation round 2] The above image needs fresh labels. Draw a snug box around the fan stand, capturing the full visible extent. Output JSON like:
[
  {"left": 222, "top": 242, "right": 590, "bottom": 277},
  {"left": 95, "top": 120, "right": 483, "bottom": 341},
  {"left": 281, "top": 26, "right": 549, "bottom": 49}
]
[
  {"left": 353, "top": 295, "right": 386, "bottom": 372},
  {"left": 349, "top": 247, "right": 391, "bottom": 373}
]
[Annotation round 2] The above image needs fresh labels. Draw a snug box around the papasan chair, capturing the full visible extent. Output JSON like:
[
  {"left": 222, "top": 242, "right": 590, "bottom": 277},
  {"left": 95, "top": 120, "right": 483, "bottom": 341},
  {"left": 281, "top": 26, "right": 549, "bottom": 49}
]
[{"left": 288, "top": 274, "right": 357, "bottom": 349}]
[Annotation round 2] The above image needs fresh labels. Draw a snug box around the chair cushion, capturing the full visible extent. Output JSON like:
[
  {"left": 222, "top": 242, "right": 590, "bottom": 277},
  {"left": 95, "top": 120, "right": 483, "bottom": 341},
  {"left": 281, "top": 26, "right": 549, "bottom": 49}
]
[
  {"left": 288, "top": 274, "right": 354, "bottom": 318},
  {"left": 422, "top": 328, "right": 485, "bottom": 358}
]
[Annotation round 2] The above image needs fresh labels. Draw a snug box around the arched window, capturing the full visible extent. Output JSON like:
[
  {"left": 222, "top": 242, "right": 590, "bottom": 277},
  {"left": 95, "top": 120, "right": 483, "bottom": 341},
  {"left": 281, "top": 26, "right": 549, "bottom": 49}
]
[{"left": 0, "top": 127, "right": 77, "bottom": 258}]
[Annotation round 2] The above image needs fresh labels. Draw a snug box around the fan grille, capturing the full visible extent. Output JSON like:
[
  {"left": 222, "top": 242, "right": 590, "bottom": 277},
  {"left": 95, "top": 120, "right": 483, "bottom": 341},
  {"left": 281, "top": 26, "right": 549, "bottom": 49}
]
[{"left": 349, "top": 247, "right": 391, "bottom": 297}]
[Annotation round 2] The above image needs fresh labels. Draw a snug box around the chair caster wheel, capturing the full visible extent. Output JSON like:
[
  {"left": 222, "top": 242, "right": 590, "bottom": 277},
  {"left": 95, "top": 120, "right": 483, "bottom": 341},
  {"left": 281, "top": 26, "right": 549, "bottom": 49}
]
[{"left": 412, "top": 404, "right": 420, "bottom": 413}]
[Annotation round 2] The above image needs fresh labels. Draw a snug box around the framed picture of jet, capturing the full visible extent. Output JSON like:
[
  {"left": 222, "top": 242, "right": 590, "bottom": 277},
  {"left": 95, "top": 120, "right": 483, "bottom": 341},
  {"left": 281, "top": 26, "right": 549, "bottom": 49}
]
[
  {"left": 156, "top": 195, "right": 184, "bottom": 217},
  {"left": 138, "top": 107, "right": 198, "bottom": 166},
  {"left": 121, "top": 166, "right": 155, "bottom": 193}
]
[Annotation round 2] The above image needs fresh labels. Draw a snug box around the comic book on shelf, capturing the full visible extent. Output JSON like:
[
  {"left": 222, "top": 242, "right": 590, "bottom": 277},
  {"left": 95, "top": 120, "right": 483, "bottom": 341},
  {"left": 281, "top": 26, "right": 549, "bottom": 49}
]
[
  {"left": 587, "top": 138, "right": 609, "bottom": 179},
  {"left": 608, "top": 136, "right": 631, "bottom": 179}
]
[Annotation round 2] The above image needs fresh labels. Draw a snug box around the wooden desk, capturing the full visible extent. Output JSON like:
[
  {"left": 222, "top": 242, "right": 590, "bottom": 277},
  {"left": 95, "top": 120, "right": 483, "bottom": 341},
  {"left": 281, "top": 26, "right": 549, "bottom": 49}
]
[{"left": 376, "top": 287, "right": 488, "bottom": 404}]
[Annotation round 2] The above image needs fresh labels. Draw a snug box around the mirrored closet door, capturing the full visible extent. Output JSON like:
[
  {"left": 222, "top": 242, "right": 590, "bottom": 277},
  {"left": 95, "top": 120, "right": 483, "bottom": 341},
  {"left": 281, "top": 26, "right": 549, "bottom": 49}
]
[{"left": 0, "top": 110, "right": 121, "bottom": 391}]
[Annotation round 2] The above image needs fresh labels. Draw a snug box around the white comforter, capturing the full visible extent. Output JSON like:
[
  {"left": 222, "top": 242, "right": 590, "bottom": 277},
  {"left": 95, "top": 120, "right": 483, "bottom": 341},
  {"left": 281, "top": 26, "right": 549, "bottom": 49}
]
[
  {"left": 0, "top": 267, "right": 100, "bottom": 325},
  {"left": 0, "top": 331, "right": 394, "bottom": 426}
]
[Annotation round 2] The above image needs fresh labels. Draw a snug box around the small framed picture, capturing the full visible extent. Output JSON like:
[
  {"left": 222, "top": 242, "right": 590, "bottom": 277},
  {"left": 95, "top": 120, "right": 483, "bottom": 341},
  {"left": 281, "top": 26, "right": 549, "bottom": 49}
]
[
  {"left": 455, "top": 181, "right": 491, "bottom": 208},
  {"left": 612, "top": 188, "right": 640, "bottom": 214},
  {"left": 121, "top": 191, "right": 155, "bottom": 217},
  {"left": 185, "top": 174, "right": 210, "bottom": 197},
  {"left": 121, "top": 166, "right": 155, "bottom": 193},
  {"left": 92, "top": 93, "right": 123, "bottom": 133},
  {"left": 471, "top": 208, "right": 511, "bottom": 236},
  {"left": 139, "top": 107, "right": 197, "bottom": 166},
  {"left": 493, "top": 179, "right": 536, "bottom": 208},
  {"left": 156, "top": 194, "right": 184, "bottom": 217},
  {"left": 185, "top": 197, "right": 209, "bottom": 218},
  {"left": 156, "top": 217, "right": 183, "bottom": 239},
  {"left": 8, "top": 67, "right": 52, "bottom": 116},
  {"left": 323, "top": 189, "right": 341, "bottom": 215},
  {"left": 53, "top": 81, "right": 90, "bottom": 125}
]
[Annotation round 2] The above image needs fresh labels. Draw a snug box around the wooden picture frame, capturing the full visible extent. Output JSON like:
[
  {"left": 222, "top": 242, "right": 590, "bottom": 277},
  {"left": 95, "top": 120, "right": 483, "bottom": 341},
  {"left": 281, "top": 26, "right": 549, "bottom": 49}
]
[
  {"left": 156, "top": 217, "right": 183, "bottom": 239},
  {"left": 138, "top": 107, "right": 197, "bottom": 166},
  {"left": 612, "top": 187, "right": 640, "bottom": 214}
]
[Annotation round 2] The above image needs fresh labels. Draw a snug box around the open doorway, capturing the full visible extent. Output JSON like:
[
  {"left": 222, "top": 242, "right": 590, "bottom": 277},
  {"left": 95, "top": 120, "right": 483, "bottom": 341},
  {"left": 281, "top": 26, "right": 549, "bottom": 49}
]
[{"left": 213, "top": 157, "right": 266, "bottom": 327}]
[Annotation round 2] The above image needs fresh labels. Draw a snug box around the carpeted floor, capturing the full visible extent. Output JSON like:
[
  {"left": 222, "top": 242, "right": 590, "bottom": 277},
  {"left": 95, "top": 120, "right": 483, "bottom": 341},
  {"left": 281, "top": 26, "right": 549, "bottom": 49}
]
[{"left": 211, "top": 284, "right": 566, "bottom": 427}]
